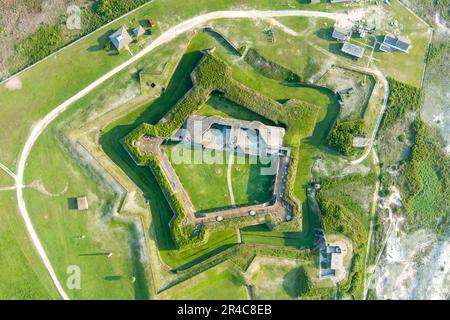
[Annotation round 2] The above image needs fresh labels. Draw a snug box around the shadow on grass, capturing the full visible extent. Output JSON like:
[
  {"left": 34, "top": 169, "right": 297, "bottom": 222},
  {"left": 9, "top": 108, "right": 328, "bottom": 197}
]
[
  {"left": 173, "top": 243, "right": 236, "bottom": 272},
  {"left": 67, "top": 197, "right": 78, "bottom": 210},
  {"left": 104, "top": 275, "right": 122, "bottom": 281}
]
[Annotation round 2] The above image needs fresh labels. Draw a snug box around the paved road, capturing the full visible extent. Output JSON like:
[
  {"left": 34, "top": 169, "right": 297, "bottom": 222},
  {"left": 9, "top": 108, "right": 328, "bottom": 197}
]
[{"left": 12, "top": 9, "right": 360, "bottom": 300}]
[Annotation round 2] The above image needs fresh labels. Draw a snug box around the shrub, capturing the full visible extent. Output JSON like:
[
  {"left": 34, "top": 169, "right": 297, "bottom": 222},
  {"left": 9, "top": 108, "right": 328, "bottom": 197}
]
[
  {"left": 380, "top": 78, "right": 422, "bottom": 130},
  {"left": 327, "top": 120, "right": 365, "bottom": 155},
  {"left": 16, "top": 24, "right": 65, "bottom": 64},
  {"left": 94, "top": 0, "right": 149, "bottom": 22}
]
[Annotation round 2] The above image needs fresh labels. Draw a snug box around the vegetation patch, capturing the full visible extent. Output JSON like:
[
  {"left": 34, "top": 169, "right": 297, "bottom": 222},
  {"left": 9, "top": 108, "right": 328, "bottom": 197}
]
[
  {"left": 327, "top": 120, "right": 365, "bottom": 156},
  {"left": 398, "top": 120, "right": 449, "bottom": 234},
  {"left": 380, "top": 78, "right": 422, "bottom": 131},
  {"left": 16, "top": 24, "right": 65, "bottom": 65},
  {"left": 316, "top": 173, "right": 374, "bottom": 299}
]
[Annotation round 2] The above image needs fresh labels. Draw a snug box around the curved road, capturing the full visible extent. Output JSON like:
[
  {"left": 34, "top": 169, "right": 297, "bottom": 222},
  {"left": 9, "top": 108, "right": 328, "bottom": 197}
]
[{"left": 13, "top": 9, "right": 359, "bottom": 300}]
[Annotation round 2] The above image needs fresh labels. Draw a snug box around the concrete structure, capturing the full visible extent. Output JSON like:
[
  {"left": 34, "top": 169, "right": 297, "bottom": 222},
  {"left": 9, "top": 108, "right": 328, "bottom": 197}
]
[
  {"left": 76, "top": 196, "right": 88, "bottom": 211},
  {"left": 352, "top": 136, "right": 371, "bottom": 148},
  {"left": 109, "top": 26, "right": 132, "bottom": 51},
  {"left": 176, "top": 116, "right": 289, "bottom": 157},
  {"left": 132, "top": 25, "right": 145, "bottom": 37},
  {"left": 379, "top": 35, "right": 411, "bottom": 53},
  {"left": 341, "top": 41, "right": 365, "bottom": 59}
]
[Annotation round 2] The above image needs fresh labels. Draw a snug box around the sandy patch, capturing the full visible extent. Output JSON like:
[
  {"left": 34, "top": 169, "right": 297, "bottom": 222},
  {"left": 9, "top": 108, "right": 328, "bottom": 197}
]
[
  {"left": 30, "top": 179, "right": 68, "bottom": 196},
  {"left": 5, "top": 77, "right": 22, "bottom": 90}
]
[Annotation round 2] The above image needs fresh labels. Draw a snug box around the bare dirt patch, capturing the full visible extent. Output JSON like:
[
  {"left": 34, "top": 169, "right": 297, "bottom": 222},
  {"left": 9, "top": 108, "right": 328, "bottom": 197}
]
[
  {"left": 4, "top": 77, "right": 22, "bottom": 90},
  {"left": 30, "top": 179, "right": 68, "bottom": 196}
]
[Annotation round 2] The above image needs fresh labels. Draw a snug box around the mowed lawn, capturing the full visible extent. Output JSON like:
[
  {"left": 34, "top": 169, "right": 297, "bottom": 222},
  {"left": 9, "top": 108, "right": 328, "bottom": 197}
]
[
  {"left": 166, "top": 143, "right": 276, "bottom": 211},
  {"left": 157, "top": 261, "right": 248, "bottom": 300},
  {"left": 0, "top": 190, "right": 59, "bottom": 299},
  {"left": 246, "top": 257, "right": 309, "bottom": 300},
  {"left": 23, "top": 127, "right": 149, "bottom": 300},
  {"left": 371, "top": 0, "right": 431, "bottom": 87},
  {"left": 231, "top": 155, "right": 275, "bottom": 206},
  {"left": 166, "top": 144, "right": 231, "bottom": 211}
]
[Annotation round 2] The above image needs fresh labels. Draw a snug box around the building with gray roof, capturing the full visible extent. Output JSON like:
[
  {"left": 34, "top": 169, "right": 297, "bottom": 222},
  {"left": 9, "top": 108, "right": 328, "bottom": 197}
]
[
  {"left": 132, "top": 25, "right": 145, "bottom": 38},
  {"left": 341, "top": 42, "right": 365, "bottom": 59},
  {"left": 379, "top": 35, "right": 411, "bottom": 53},
  {"left": 109, "top": 26, "right": 133, "bottom": 51},
  {"left": 175, "top": 115, "right": 288, "bottom": 157}
]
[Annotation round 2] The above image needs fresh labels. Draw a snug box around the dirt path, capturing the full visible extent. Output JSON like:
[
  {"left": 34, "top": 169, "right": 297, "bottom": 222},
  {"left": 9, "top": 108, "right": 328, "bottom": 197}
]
[
  {"left": 0, "top": 161, "right": 16, "bottom": 179},
  {"left": 227, "top": 151, "right": 236, "bottom": 206},
  {"left": 13, "top": 9, "right": 360, "bottom": 300},
  {"left": 363, "top": 148, "right": 380, "bottom": 299}
]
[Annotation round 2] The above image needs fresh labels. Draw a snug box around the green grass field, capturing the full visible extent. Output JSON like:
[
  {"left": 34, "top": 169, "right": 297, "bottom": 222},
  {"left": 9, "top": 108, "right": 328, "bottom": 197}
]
[
  {"left": 372, "top": 1, "right": 430, "bottom": 87},
  {"left": 246, "top": 257, "right": 310, "bottom": 300},
  {"left": 166, "top": 143, "right": 275, "bottom": 211},
  {"left": 0, "top": 190, "right": 59, "bottom": 299},
  {"left": 0, "top": 0, "right": 345, "bottom": 171},
  {"left": 157, "top": 261, "right": 248, "bottom": 299},
  {"left": 23, "top": 127, "right": 149, "bottom": 300},
  {"left": 166, "top": 144, "right": 230, "bottom": 211}
]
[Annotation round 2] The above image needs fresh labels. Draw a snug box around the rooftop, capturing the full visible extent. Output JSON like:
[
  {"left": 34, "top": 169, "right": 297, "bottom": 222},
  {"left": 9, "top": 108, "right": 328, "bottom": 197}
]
[
  {"left": 176, "top": 115, "right": 287, "bottom": 157},
  {"left": 109, "top": 26, "right": 132, "bottom": 50},
  {"left": 76, "top": 196, "right": 88, "bottom": 211},
  {"left": 133, "top": 25, "right": 145, "bottom": 37},
  {"left": 341, "top": 42, "right": 365, "bottom": 58},
  {"left": 382, "top": 35, "right": 411, "bottom": 53}
]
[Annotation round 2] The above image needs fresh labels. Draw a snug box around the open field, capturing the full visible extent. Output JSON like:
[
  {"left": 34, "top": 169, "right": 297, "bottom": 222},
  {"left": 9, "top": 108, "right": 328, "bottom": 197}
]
[
  {"left": 156, "top": 261, "right": 247, "bottom": 299},
  {"left": 246, "top": 257, "right": 309, "bottom": 300},
  {"left": 367, "top": 0, "right": 431, "bottom": 87},
  {"left": 0, "top": 190, "right": 59, "bottom": 299},
  {"left": 166, "top": 144, "right": 231, "bottom": 211},
  {"left": 23, "top": 126, "right": 149, "bottom": 299},
  {"left": 166, "top": 143, "right": 275, "bottom": 211},
  {"left": 0, "top": 170, "right": 14, "bottom": 187},
  {"left": 0, "top": 0, "right": 350, "bottom": 171}
]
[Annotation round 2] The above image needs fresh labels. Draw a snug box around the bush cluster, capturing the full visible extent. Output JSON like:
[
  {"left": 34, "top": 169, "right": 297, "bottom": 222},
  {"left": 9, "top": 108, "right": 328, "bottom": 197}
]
[
  {"left": 380, "top": 78, "right": 422, "bottom": 130},
  {"left": 327, "top": 120, "right": 365, "bottom": 155},
  {"left": 16, "top": 24, "right": 65, "bottom": 64}
]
